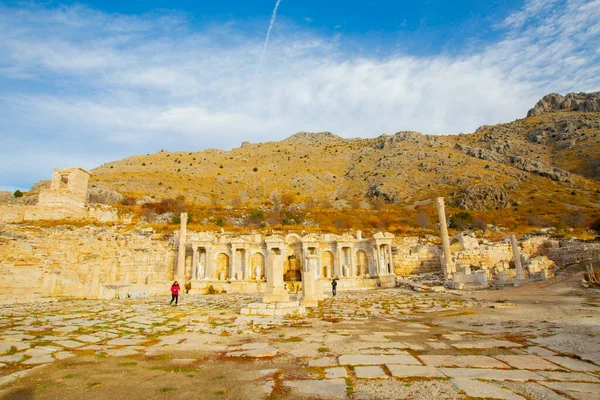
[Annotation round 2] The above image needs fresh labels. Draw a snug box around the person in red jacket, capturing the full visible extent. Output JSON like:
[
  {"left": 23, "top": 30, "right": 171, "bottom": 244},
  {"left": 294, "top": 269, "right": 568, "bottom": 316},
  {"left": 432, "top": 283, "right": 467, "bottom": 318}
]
[{"left": 170, "top": 281, "right": 180, "bottom": 305}]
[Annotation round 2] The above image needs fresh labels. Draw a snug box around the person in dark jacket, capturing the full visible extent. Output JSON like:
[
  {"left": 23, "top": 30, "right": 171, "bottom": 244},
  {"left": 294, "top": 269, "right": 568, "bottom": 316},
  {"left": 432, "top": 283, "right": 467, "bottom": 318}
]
[
  {"left": 331, "top": 278, "right": 337, "bottom": 296},
  {"left": 170, "top": 281, "right": 180, "bottom": 305}
]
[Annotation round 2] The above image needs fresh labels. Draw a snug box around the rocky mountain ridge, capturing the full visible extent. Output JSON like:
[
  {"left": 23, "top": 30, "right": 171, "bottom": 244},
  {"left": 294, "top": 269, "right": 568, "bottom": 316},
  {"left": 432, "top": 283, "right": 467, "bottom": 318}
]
[{"left": 4, "top": 93, "right": 600, "bottom": 221}]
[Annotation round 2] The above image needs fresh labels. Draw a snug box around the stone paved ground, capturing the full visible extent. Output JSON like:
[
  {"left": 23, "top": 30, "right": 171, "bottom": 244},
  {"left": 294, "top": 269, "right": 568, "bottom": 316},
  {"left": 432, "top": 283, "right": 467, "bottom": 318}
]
[{"left": 0, "top": 278, "right": 599, "bottom": 399}]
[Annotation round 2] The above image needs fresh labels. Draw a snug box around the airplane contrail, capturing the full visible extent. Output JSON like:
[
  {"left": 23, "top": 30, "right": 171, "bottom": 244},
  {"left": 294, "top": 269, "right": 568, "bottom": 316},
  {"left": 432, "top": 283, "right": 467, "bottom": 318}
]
[{"left": 257, "top": 0, "right": 282, "bottom": 74}]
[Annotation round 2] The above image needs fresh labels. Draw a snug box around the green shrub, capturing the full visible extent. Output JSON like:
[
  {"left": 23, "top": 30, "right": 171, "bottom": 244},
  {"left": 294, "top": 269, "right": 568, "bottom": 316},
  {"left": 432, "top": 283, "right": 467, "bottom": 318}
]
[{"left": 13, "top": 190, "right": 23, "bottom": 198}]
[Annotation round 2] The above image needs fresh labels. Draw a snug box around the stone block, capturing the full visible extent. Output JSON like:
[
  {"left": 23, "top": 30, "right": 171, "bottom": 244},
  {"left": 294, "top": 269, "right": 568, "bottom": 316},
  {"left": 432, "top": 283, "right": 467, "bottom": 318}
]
[{"left": 451, "top": 378, "right": 525, "bottom": 400}]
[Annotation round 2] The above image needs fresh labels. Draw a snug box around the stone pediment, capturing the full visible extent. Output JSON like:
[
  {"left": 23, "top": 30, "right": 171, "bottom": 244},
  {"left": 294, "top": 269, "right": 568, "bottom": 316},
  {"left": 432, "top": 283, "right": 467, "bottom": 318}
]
[
  {"left": 301, "top": 233, "right": 320, "bottom": 244},
  {"left": 338, "top": 234, "right": 356, "bottom": 243},
  {"left": 285, "top": 233, "right": 302, "bottom": 244},
  {"left": 265, "top": 234, "right": 285, "bottom": 245}
]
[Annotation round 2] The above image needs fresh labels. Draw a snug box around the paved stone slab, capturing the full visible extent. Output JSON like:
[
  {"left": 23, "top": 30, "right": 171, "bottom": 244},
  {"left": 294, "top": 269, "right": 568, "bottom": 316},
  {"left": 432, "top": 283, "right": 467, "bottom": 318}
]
[
  {"left": 451, "top": 378, "right": 525, "bottom": 399},
  {"left": 359, "top": 334, "right": 389, "bottom": 342},
  {"left": 240, "top": 343, "right": 268, "bottom": 350},
  {"left": 308, "top": 357, "right": 337, "bottom": 367},
  {"left": 452, "top": 340, "right": 523, "bottom": 349},
  {"left": 354, "top": 365, "right": 388, "bottom": 379},
  {"left": 439, "top": 368, "right": 544, "bottom": 381},
  {"left": 544, "top": 356, "right": 600, "bottom": 372},
  {"left": 427, "top": 341, "right": 451, "bottom": 350},
  {"left": 0, "top": 364, "right": 46, "bottom": 387},
  {"left": 0, "top": 342, "right": 29, "bottom": 353},
  {"left": 386, "top": 364, "right": 445, "bottom": 378},
  {"left": 0, "top": 334, "right": 35, "bottom": 341},
  {"left": 536, "top": 371, "right": 600, "bottom": 382},
  {"left": 106, "top": 338, "right": 147, "bottom": 346},
  {"left": 225, "top": 348, "right": 278, "bottom": 358},
  {"left": 0, "top": 354, "right": 24, "bottom": 363},
  {"left": 495, "top": 355, "right": 563, "bottom": 370},
  {"left": 75, "top": 335, "right": 102, "bottom": 343},
  {"left": 22, "top": 354, "right": 55, "bottom": 365},
  {"left": 539, "top": 381, "right": 600, "bottom": 397},
  {"left": 284, "top": 378, "right": 346, "bottom": 399},
  {"left": 525, "top": 346, "right": 556, "bottom": 357},
  {"left": 54, "top": 340, "right": 85, "bottom": 349},
  {"left": 358, "top": 343, "right": 410, "bottom": 350},
  {"left": 24, "top": 346, "right": 61, "bottom": 357},
  {"left": 420, "top": 355, "right": 510, "bottom": 369},
  {"left": 53, "top": 351, "right": 75, "bottom": 360},
  {"left": 325, "top": 367, "right": 347, "bottom": 379},
  {"left": 107, "top": 348, "right": 139, "bottom": 357},
  {"left": 507, "top": 382, "right": 571, "bottom": 400},
  {"left": 338, "top": 354, "right": 420, "bottom": 366}
]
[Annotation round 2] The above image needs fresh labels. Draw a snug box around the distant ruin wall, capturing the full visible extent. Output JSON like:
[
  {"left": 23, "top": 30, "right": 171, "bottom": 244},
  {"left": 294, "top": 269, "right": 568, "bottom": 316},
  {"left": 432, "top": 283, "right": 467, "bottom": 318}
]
[
  {"left": 0, "top": 225, "right": 174, "bottom": 303},
  {"left": 392, "top": 237, "right": 441, "bottom": 275}
]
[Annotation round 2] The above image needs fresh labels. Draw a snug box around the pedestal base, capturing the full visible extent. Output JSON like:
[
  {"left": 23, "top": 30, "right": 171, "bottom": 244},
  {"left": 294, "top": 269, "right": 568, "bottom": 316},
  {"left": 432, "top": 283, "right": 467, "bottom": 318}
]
[
  {"left": 262, "top": 287, "right": 290, "bottom": 303},
  {"left": 240, "top": 301, "right": 306, "bottom": 316}
]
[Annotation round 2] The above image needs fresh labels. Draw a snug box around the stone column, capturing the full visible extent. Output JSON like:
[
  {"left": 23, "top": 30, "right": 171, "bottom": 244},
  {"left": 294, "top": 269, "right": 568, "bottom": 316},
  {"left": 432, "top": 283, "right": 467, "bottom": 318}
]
[
  {"left": 244, "top": 248, "right": 250, "bottom": 280},
  {"left": 387, "top": 245, "right": 394, "bottom": 275},
  {"left": 176, "top": 212, "right": 187, "bottom": 280},
  {"left": 191, "top": 246, "right": 198, "bottom": 280},
  {"left": 350, "top": 247, "right": 356, "bottom": 277},
  {"left": 334, "top": 247, "right": 341, "bottom": 278},
  {"left": 511, "top": 235, "right": 526, "bottom": 280},
  {"left": 206, "top": 247, "right": 213, "bottom": 279},
  {"left": 435, "top": 197, "right": 455, "bottom": 279},
  {"left": 263, "top": 252, "right": 289, "bottom": 303},
  {"left": 301, "top": 255, "right": 319, "bottom": 307},
  {"left": 230, "top": 246, "right": 237, "bottom": 280}
]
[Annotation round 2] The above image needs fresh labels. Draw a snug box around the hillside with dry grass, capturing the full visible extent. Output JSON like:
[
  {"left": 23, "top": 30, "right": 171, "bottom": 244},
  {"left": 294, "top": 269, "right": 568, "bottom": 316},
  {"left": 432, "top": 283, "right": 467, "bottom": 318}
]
[{"left": 12, "top": 93, "right": 600, "bottom": 236}]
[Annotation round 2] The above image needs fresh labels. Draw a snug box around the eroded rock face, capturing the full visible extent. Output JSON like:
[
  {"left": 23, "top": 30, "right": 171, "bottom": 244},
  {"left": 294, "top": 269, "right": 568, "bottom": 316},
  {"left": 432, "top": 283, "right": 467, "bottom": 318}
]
[
  {"left": 455, "top": 144, "right": 572, "bottom": 182},
  {"left": 87, "top": 187, "right": 124, "bottom": 204},
  {"left": 527, "top": 92, "right": 600, "bottom": 117},
  {"left": 454, "top": 184, "right": 510, "bottom": 210}
]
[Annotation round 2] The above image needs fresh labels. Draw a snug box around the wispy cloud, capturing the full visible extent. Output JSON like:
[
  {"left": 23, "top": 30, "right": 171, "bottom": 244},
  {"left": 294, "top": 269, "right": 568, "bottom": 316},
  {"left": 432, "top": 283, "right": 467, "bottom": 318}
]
[{"left": 0, "top": 0, "right": 599, "bottom": 190}]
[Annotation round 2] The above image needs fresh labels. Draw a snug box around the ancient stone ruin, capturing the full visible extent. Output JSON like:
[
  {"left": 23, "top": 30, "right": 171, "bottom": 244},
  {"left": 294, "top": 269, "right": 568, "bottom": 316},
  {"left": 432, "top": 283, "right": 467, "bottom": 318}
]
[
  {"left": 1, "top": 167, "right": 599, "bottom": 305},
  {"left": 0, "top": 167, "right": 117, "bottom": 224}
]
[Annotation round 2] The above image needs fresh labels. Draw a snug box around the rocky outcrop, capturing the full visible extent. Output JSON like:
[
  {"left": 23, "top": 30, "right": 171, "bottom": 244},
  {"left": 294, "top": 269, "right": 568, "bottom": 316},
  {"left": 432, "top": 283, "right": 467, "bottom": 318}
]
[
  {"left": 455, "top": 144, "right": 572, "bottom": 182},
  {"left": 366, "top": 183, "right": 399, "bottom": 203},
  {"left": 284, "top": 131, "right": 342, "bottom": 144},
  {"left": 527, "top": 92, "right": 600, "bottom": 117},
  {"left": 454, "top": 184, "right": 510, "bottom": 210},
  {"left": 87, "top": 187, "right": 124, "bottom": 204}
]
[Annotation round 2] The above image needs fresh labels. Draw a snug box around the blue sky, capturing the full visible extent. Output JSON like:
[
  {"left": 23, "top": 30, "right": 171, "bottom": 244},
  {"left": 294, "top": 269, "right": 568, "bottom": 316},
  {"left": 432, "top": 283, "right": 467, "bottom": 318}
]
[{"left": 1, "top": 0, "right": 599, "bottom": 191}]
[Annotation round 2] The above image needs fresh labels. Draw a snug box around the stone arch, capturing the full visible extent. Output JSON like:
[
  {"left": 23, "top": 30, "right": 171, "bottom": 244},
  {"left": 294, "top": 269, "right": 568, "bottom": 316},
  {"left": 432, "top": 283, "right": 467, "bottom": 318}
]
[
  {"left": 321, "top": 251, "right": 334, "bottom": 278},
  {"left": 250, "top": 252, "right": 265, "bottom": 280},
  {"left": 215, "top": 253, "right": 230, "bottom": 280},
  {"left": 356, "top": 250, "right": 368, "bottom": 276},
  {"left": 449, "top": 237, "right": 463, "bottom": 252}
]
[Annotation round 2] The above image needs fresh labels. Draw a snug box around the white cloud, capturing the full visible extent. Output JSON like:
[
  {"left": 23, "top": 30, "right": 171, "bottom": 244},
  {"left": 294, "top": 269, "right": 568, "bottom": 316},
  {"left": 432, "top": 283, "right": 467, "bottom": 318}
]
[{"left": 0, "top": 0, "right": 599, "bottom": 191}]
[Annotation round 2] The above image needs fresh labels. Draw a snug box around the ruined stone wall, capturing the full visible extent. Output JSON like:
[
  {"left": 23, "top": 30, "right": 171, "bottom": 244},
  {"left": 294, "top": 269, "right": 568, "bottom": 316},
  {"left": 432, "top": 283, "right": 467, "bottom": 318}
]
[
  {"left": 392, "top": 237, "right": 442, "bottom": 275},
  {"left": 0, "top": 225, "right": 174, "bottom": 303},
  {"left": 543, "top": 240, "right": 600, "bottom": 265},
  {"left": 0, "top": 205, "right": 27, "bottom": 224},
  {"left": 454, "top": 242, "right": 513, "bottom": 269}
]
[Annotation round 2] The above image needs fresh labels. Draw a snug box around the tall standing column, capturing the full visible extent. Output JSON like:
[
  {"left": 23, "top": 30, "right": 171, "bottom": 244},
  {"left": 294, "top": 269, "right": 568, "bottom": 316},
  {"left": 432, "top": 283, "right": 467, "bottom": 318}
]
[
  {"left": 511, "top": 235, "right": 526, "bottom": 280},
  {"left": 435, "top": 197, "right": 455, "bottom": 279},
  {"left": 387, "top": 245, "right": 394, "bottom": 275},
  {"left": 206, "top": 247, "right": 213, "bottom": 279},
  {"left": 350, "top": 248, "right": 356, "bottom": 277},
  {"left": 244, "top": 248, "right": 250, "bottom": 280},
  {"left": 191, "top": 246, "right": 198, "bottom": 280},
  {"left": 230, "top": 246, "right": 237, "bottom": 280},
  {"left": 176, "top": 212, "right": 188, "bottom": 280}
]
